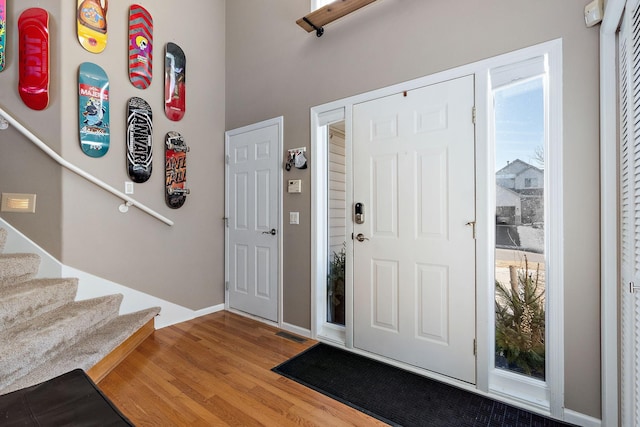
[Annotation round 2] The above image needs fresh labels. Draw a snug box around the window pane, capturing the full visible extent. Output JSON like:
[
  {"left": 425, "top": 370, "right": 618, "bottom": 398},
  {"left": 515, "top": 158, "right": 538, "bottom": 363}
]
[
  {"left": 494, "top": 77, "right": 546, "bottom": 380},
  {"left": 327, "top": 121, "right": 346, "bottom": 325},
  {"left": 313, "top": 0, "right": 334, "bottom": 11}
]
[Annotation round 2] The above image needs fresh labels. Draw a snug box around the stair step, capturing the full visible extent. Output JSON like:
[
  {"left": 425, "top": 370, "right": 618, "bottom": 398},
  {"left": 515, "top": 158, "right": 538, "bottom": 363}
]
[
  {"left": 0, "top": 229, "right": 6, "bottom": 253},
  {"left": 0, "top": 294, "right": 123, "bottom": 391},
  {"left": 0, "top": 253, "right": 41, "bottom": 287},
  {"left": 1, "top": 307, "right": 159, "bottom": 395},
  {"left": 0, "top": 278, "right": 79, "bottom": 330}
]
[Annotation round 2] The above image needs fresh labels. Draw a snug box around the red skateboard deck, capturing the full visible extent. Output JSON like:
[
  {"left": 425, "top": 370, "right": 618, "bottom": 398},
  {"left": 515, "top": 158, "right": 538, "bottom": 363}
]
[
  {"left": 129, "top": 4, "right": 152, "bottom": 89},
  {"left": 165, "top": 131, "right": 189, "bottom": 209},
  {"left": 164, "top": 42, "right": 185, "bottom": 121},
  {"left": 0, "top": 0, "right": 6, "bottom": 72},
  {"left": 77, "top": 0, "right": 108, "bottom": 53},
  {"left": 18, "top": 8, "right": 49, "bottom": 111}
]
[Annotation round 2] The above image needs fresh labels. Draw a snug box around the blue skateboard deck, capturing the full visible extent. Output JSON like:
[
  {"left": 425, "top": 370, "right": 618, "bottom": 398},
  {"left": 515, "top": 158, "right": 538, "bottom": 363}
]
[{"left": 78, "top": 62, "right": 109, "bottom": 157}]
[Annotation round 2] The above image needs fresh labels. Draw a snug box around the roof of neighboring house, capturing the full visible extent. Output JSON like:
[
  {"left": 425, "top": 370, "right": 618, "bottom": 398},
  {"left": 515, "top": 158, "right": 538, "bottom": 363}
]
[{"left": 496, "top": 159, "right": 543, "bottom": 177}]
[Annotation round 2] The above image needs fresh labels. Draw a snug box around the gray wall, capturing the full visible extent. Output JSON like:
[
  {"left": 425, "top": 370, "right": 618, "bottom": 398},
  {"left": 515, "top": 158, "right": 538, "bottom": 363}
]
[
  {"left": 226, "top": 0, "right": 601, "bottom": 418},
  {"left": 0, "top": 0, "right": 226, "bottom": 309},
  {"left": 0, "top": 2, "right": 63, "bottom": 258}
]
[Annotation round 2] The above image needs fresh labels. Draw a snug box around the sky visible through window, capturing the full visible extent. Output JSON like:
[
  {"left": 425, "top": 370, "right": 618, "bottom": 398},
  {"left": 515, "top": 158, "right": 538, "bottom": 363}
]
[
  {"left": 312, "top": 0, "right": 334, "bottom": 11},
  {"left": 494, "top": 77, "right": 544, "bottom": 171}
]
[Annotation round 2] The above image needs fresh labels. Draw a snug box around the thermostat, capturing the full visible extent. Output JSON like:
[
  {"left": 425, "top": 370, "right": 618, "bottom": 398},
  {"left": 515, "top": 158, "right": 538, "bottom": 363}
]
[{"left": 288, "top": 179, "right": 302, "bottom": 193}]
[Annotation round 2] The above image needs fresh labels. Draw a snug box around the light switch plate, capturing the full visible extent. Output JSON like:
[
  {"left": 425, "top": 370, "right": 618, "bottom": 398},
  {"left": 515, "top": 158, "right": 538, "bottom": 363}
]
[{"left": 290, "top": 212, "right": 300, "bottom": 224}]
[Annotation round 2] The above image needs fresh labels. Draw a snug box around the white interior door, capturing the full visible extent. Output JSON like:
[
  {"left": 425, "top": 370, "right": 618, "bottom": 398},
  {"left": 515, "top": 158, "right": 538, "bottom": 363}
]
[
  {"left": 352, "top": 76, "right": 476, "bottom": 383},
  {"left": 225, "top": 118, "right": 281, "bottom": 322}
]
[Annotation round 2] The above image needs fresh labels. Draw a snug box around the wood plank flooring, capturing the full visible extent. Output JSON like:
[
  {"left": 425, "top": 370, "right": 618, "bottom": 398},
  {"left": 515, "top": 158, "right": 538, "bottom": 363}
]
[{"left": 99, "top": 311, "right": 387, "bottom": 426}]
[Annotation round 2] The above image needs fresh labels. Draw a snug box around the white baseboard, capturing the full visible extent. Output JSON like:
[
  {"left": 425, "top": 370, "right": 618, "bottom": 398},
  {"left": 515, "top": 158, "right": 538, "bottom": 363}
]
[
  {"left": 280, "top": 322, "right": 311, "bottom": 339},
  {"left": 63, "top": 266, "right": 205, "bottom": 329},
  {"left": 563, "top": 409, "right": 601, "bottom": 427}
]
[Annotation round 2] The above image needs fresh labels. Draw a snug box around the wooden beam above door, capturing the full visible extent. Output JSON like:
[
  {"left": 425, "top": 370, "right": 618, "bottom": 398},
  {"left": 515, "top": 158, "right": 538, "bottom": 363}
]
[{"left": 296, "top": 0, "right": 377, "bottom": 37}]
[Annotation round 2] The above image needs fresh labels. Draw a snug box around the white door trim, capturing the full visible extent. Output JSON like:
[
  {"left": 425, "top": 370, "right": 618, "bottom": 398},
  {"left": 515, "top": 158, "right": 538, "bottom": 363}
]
[
  {"left": 310, "top": 39, "right": 565, "bottom": 419},
  {"left": 600, "top": 2, "right": 624, "bottom": 426},
  {"left": 224, "top": 116, "right": 284, "bottom": 327}
]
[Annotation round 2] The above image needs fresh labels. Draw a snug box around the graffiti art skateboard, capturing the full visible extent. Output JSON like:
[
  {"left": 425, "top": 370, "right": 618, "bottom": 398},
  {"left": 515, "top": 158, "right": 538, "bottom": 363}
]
[
  {"left": 126, "top": 97, "right": 153, "bottom": 183},
  {"left": 129, "top": 5, "right": 152, "bottom": 89},
  {"left": 18, "top": 8, "right": 49, "bottom": 111},
  {"left": 0, "top": 0, "right": 6, "bottom": 72},
  {"left": 79, "top": 62, "right": 109, "bottom": 157},
  {"left": 77, "top": 0, "right": 108, "bottom": 53},
  {"left": 165, "top": 131, "right": 190, "bottom": 209},
  {"left": 164, "top": 42, "right": 185, "bottom": 121}
]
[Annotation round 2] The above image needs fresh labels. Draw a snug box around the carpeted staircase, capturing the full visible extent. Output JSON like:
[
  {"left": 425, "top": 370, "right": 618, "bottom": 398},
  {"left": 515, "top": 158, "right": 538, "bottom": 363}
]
[{"left": 0, "top": 227, "right": 160, "bottom": 395}]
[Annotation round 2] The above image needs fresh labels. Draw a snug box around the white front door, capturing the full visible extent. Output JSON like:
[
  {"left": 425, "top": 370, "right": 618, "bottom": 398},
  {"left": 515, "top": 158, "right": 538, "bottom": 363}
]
[
  {"left": 352, "top": 76, "right": 476, "bottom": 383},
  {"left": 225, "top": 118, "right": 281, "bottom": 322}
]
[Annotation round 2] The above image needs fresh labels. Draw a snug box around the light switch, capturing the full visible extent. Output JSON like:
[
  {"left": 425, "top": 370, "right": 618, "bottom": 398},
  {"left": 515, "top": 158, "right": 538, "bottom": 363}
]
[{"left": 289, "top": 212, "right": 300, "bottom": 224}]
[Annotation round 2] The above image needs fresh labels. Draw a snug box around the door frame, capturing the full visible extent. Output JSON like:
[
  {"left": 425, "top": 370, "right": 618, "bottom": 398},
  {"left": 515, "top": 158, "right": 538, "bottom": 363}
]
[
  {"left": 310, "top": 40, "right": 564, "bottom": 418},
  {"left": 224, "top": 116, "right": 284, "bottom": 327}
]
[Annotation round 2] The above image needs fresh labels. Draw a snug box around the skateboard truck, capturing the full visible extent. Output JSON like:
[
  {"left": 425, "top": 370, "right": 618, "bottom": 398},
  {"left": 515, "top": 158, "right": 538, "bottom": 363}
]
[
  {"left": 167, "top": 188, "right": 190, "bottom": 196},
  {"left": 166, "top": 142, "right": 189, "bottom": 152}
]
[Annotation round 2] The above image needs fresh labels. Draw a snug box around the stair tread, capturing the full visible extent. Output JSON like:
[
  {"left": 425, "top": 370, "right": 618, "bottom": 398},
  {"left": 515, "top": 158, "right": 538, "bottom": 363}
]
[
  {"left": 0, "top": 278, "right": 79, "bottom": 329},
  {"left": 0, "top": 308, "right": 159, "bottom": 395},
  {"left": 0, "top": 295, "right": 123, "bottom": 389},
  {"left": 0, "top": 253, "right": 41, "bottom": 286},
  {"left": 0, "top": 227, "right": 162, "bottom": 396}
]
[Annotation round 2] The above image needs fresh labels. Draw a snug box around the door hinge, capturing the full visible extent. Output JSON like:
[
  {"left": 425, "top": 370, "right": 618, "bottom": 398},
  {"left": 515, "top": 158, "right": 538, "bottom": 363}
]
[
  {"left": 224, "top": 217, "right": 229, "bottom": 227},
  {"left": 225, "top": 281, "right": 229, "bottom": 291},
  {"left": 225, "top": 154, "right": 230, "bottom": 165},
  {"left": 472, "top": 106, "right": 476, "bottom": 125},
  {"left": 473, "top": 339, "right": 477, "bottom": 356}
]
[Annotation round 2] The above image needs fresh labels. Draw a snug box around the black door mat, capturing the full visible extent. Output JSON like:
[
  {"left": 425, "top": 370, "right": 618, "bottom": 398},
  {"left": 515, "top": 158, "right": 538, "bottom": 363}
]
[{"left": 272, "top": 343, "right": 576, "bottom": 427}]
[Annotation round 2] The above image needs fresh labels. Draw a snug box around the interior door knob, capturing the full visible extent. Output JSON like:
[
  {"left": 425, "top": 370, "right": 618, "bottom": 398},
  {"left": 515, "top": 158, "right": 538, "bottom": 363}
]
[{"left": 262, "top": 228, "right": 277, "bottom": 235}]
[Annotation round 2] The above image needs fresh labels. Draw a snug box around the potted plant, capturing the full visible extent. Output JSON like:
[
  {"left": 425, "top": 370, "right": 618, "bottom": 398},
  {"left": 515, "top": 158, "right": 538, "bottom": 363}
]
[
  {"left": 495, "top": 255, "right": 545, "bottom": 379},
  {"left": 327, "top": 243, "right": 346, "bottom": 325}
]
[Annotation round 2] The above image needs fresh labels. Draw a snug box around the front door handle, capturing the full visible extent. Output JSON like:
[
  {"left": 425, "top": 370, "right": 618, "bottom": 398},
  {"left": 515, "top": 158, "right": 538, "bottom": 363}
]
[
  {"left": 262, "top": 228, "right": 277, "bottom": 235},
  {"left": 355, "top": 233, "right": 369, "bottom": 242}
]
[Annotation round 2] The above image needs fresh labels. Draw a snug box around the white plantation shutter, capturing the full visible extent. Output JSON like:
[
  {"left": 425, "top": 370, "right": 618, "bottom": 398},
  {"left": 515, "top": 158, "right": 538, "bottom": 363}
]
[{"left": 620, "top": 3, "right": 640, "bottom": 424}]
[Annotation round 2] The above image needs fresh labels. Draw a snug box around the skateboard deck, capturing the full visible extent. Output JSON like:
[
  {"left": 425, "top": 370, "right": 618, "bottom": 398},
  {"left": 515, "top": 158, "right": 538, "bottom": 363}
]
[
  {"left": 165, "top": 131, "right": 189, "bottom": 209},
  {"left": 0, "top": 0, "right": 6, "bottom": 72},
  {"left": 128, "top": 4, "right": 152, "bottom": 89},
  {"left": 126, "top": 97, "right": 153, "bottom": 183},
  {"left": 78, "top": 62, "right": 109, "bottom": 157},
  {"left": 77, "top": 0, "right": 108, "bottom": 54},
  {"left": 164, "top": 42, "right": 185, "bottom": 121},
  {"left": 18, "top": 8, "right": 49, "bottom": 111}
]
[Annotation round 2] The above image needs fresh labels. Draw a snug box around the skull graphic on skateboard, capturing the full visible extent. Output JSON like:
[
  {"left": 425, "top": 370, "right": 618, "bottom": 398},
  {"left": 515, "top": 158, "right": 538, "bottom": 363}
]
[
  {"left": 164, "top": 42, "right": 185, "bottom": 121},
  {"left": 78, "top": 62, "right": 109, "bottom": 157},
  {"left": 165, "top": 131, "right": 190, "bottom": 209},
  {"left": 129, "top": 4, "right": 152, "bottom": 89},
  {"left": 18, "top": 8, "right": 49, "bottom": 110},
  {"left": 126, "top": 97, "right": 153, "bottom": 183}
]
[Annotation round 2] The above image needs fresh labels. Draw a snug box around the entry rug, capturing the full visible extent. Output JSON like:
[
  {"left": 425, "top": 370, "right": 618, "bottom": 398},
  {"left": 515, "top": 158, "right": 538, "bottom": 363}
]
[{"left": 272, "top": 343, "right": 576, "bottom": 427}]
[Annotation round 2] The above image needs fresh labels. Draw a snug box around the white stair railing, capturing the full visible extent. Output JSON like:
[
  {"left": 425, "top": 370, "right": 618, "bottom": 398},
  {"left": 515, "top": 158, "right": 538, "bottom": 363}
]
[{"left": 0, "top": 106, "right": 173, "bottom": 226}]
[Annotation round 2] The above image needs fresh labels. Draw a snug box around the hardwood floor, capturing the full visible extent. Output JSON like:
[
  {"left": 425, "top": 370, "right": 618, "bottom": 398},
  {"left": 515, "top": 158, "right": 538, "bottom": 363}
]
[{"left": 99, "top": 311, "right": 387, "bottom": 426}]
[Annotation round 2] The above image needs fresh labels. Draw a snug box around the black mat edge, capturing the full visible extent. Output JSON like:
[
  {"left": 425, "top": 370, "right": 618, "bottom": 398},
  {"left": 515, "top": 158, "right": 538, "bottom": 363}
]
[{"left": 272, "top": 343, "right": 397, "bottom": 426}]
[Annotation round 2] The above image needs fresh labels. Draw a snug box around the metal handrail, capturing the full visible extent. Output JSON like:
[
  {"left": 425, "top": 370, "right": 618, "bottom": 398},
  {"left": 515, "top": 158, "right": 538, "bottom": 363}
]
[{"left": 0, "top": 105, "right": 173, "bottom": 226}]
